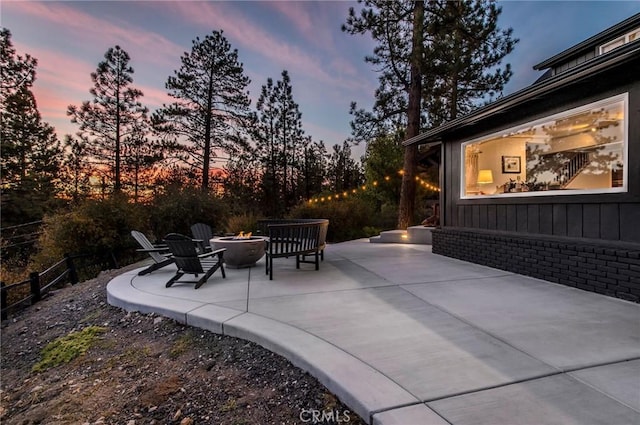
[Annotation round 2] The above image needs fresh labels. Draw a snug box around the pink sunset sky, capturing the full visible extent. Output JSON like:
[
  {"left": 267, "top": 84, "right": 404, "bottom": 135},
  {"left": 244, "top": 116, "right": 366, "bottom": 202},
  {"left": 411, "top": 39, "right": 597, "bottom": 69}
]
[{"left": 3, "top": 1, "right": 639, "bottom": 159}]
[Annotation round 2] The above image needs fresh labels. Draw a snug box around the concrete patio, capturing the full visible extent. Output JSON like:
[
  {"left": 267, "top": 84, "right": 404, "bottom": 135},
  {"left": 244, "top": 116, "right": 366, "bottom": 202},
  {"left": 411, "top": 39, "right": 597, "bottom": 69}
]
[{"left": 107, "top": 239, "right": 640, "bottom": 425}]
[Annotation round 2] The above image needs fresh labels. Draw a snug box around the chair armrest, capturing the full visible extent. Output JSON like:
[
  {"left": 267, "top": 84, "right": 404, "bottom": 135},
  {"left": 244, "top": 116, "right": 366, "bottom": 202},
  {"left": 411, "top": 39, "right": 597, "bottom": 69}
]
[
  {"left": 137, "top": 247, "right": 170, "bottom": 253},
  {"left": 197, "top": 248, "right": 226, "bottom": 259}
]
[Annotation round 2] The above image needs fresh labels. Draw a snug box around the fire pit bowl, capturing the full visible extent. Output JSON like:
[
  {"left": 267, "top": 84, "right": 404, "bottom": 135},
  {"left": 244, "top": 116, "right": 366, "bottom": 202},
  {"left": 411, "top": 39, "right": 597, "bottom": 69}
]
[{"left": 210, "top": 236, "right": 266, "bottom": 269}]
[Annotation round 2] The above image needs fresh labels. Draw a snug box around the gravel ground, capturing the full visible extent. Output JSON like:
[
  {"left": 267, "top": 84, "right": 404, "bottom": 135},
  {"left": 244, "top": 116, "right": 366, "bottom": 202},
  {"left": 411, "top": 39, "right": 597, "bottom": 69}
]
[{"left": 0, "top": 264, "right": 364, "bottom": 425}]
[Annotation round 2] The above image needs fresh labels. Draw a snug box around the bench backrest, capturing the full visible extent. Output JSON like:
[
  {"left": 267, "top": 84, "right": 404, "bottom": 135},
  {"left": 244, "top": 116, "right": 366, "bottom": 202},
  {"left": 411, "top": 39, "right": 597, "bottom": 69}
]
[
  {"left": 264, "top": 219, "right": 329, "bottom": 257},
  {"left": 258, "top": 219, "right": 328, "bottom": 235}
]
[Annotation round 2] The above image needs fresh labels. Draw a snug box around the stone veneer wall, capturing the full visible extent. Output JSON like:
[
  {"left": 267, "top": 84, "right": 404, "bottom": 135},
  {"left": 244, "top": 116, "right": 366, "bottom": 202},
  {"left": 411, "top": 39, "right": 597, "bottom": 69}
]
[{"left": 432, "top": 227, "right": 640, "bottom": 303}]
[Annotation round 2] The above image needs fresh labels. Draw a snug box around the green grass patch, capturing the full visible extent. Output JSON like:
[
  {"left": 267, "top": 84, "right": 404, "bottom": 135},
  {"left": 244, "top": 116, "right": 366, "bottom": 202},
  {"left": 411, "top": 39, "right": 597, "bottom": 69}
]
[
  {"left": 33, "top": 326, "right": 107, "bottom": 372},
  {"left": 169, "top": 332, "right": 193, "bottom": 359},
  {"left": 221, "top": 398, "right": 237, "bottom": 412}
]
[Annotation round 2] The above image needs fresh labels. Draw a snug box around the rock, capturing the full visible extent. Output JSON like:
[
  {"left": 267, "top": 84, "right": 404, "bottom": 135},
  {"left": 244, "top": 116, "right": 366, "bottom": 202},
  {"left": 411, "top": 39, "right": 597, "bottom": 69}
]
[
  {"left": 173, "top": 409, "right": 182, "bottom": 421},
  {"left": 180, "top": 418, "right": 194, "bottom": 425}
]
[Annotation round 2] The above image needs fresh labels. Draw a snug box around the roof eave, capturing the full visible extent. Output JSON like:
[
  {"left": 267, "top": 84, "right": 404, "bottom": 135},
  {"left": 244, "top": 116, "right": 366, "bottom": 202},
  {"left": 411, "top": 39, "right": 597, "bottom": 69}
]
[
  {"left": 533, "top": 13, "right": 640, "bottom": 70},
  {"left": 403, "top": 43, "right": 640, "bottom": 147}
]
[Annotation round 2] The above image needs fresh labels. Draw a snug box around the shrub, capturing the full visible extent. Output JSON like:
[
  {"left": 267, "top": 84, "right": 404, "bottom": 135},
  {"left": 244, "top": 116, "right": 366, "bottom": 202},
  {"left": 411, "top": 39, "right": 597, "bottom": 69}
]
[
  {"left": 224, "top": 212, "right": 262, "bottom": 235},
  {"left": 290, "top": 197, "right": 375, "bottom": 242},
  {"left": 31, "top": 195, "right": 146, "bottom": 278},
  {"left": 147, "top": 185, "right": 227, "bottom": 240}
]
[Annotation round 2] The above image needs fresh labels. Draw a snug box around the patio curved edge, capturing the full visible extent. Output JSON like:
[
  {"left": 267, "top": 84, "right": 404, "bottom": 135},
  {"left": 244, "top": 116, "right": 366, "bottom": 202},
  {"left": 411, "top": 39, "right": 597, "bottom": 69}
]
[
  {"left": 106, "top": 267, "right": 207, "bottom": 324},
  {"left": 221, "top": 312, "right": 422, "bottom": 424},
  {"left": 105, "top": 269, "right": 441, "bottom": 424}
]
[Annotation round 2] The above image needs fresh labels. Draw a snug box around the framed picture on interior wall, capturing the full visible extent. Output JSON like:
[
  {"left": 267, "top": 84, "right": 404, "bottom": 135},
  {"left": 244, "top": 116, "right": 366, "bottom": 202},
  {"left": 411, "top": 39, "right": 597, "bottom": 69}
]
[{"left": 502, "top": 156, "right": 521, "bottom": 174}]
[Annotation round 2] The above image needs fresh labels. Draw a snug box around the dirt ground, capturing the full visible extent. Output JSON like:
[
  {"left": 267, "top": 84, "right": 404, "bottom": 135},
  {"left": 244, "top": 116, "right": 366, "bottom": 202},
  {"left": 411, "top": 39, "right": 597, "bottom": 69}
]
[{"left": 0, "top": 264, "right": 364, "bottom": 425}]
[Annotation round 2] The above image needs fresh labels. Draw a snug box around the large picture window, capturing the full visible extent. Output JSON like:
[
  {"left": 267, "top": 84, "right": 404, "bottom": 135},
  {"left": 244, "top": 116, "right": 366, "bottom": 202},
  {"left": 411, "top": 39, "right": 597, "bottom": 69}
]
[{"left": 461, "top": 94, "right": 627, "bottom": 198}]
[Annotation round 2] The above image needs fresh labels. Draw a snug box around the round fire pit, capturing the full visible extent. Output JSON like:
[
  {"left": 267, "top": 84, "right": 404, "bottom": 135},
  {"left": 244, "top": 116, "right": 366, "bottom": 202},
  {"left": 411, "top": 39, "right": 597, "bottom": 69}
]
[{"left": 210, "top": 236, "right": 266, "bottom": 269}]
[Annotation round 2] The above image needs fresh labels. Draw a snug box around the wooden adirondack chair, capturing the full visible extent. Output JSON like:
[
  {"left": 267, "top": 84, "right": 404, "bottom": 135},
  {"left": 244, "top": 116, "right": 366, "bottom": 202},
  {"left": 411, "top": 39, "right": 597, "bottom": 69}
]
[
  {"left": 163, "top": 233, "right": 226, "bottom": 289},
  {"left": 131, "top": 230, "right": 174, "bottom": 276}
]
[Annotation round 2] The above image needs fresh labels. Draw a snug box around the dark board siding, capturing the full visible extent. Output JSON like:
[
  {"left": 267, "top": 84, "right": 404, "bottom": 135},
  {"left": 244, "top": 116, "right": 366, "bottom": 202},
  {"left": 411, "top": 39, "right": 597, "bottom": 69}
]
[
  {"left": 487, "top": 205, "right": 497, "bottom": 230},
  {"left": 496, "top": 205, "right": 507, "bottom": 231},
  {"left": 553, "top": 204, "right": 568, "bottom": 236},
  {"left": 517, "top": 205, "right": 528, "bottom": 232},
  {"left": 440, "top": 83, "right": 639, "bottom": 245},
  {"left": 540, "top": 204, "right": 553, "bottom": 235},
  {"left": 527, "top": 205, "right": 540, "bottom": 234},
  {"left": 583, "top": 204, "right": 601, "bottom": 239},
  {"left": 505, "top": 205, "right": 517, "bottom": 232},
  {"left": 450, "top": 202, "right": 638, "bottom": 243},
  {"left": 567, "top": 204, "right": 583, "bottom": 237},
  {"left": 600, "top": 204, "right": 620, "bottom": 240},
  {"left": 621, "top": 204, "right": 640, "bottom": 243}
]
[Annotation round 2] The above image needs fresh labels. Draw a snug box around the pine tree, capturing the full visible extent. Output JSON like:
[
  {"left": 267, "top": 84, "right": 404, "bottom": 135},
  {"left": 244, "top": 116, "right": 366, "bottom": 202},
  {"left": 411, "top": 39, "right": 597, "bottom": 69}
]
[
  {"left": 0, "top": 28, "right": 36, "bottom": 104},
  {"left": 344, "top": 0, "right": 517, "bottom": 228},
  {"left": 60, "top": 135, "right": 92, "bottom": 203},
  {"left": 254, "top": 76, "right": 281, "bottom": 215},
  {"left": 362, "top": 135, "right": 404, "bottom": 206},
  {"left": 222, "top": 151, "right": 263, "bottom": 215},
  {"left": 153, "top": 31, "right": 251, "bottom": 192},
  {"left": 253, "top": 70, "right": 307, "bottom": 215},
  {"left": 122, "top": 126, "right": 164, "bottom": 203},
  {"left": 300, "top": 139, "right": 328, "bottom": 200},
  {"left": 0, "top": 29, "right": 62, "bottom": 226},
  {"left": 68, "top": 45, "right": 148, "bottom": 194},
  {"left": 326, "top": 142, "right": 363, "bottom": 193}
]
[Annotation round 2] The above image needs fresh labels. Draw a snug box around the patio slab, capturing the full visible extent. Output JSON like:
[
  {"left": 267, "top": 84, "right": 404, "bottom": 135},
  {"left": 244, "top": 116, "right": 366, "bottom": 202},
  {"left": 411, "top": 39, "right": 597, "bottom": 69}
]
[
  {"left": 569, "top": 359, "right": 640, "bottom": 411},
  {"left": 106, "top": 239, "right": 640, "bottom": 424},
  {"left": 372, "top": 403, "right": 449, "bottom": 425},
  {"left": 428, "top": 373, "right": 640, "bottom": 425},
  {"left": 403, "top": 275, "right": 640, "bottom": 370},
  {"left": 222, "top": 286, "right": 556, "bottom": 401}
]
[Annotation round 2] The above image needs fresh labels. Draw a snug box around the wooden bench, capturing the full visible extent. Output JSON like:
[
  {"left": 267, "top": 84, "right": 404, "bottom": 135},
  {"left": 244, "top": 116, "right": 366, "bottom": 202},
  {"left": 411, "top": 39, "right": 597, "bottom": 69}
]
[{"left": 258, "top": 219, "right": 329, "bottom": 280}]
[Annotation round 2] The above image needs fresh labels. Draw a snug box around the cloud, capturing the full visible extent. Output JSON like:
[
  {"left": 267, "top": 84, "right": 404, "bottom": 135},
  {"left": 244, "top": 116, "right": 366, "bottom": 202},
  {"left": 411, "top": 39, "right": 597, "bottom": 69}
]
[
  {"left": 266, "top": 1, "right": 319, "bottom": 42},
  {"left": 4, "top": 2, "right": 183, "bottom": 67},
  {"left": 166, "top": 1, "right": 371, "bottom": 97}
]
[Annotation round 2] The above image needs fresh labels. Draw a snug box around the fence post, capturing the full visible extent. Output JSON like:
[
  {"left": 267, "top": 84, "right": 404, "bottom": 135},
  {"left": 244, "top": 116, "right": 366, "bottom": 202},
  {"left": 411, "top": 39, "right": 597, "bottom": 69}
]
[
  {"left": 1, "top": 282, "right": 7, "bottom": 321},
  {"left": 109, "top": 251, "right": 119, "bottom": 269},
  {"left": 65, "top": 253, "right": 79, "bottom": 285},
  {"left": 29, "top": 272, "right": 41, "bottom": 304}
]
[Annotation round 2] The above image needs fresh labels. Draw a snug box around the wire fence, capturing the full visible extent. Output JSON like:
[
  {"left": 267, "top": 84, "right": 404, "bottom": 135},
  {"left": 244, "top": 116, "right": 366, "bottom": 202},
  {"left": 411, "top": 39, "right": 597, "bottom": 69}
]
[{"left": 0, "top": 252, "right": 124, "bottom": 320}]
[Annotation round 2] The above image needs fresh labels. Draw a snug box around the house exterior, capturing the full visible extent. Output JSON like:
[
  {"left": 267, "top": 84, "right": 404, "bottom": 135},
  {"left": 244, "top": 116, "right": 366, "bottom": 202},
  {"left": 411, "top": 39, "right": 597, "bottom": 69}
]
[{"left": 404, "top": 14, "right": 640, "bottom": 302}]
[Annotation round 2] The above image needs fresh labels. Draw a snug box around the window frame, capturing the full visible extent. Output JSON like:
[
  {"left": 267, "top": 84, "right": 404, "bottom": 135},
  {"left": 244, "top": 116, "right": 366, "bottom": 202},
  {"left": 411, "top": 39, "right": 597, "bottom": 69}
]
[
  {"left": 460, "top": 93, "right": 628, "bottom": 199},
  {"left": 598, "top": 27, "right": 640, "bottom": 55}
]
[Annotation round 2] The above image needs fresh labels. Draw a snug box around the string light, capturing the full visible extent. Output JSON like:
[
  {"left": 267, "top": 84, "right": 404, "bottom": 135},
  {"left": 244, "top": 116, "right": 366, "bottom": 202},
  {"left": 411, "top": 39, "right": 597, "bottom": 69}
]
[{"left": 307, "top": 170, "right": 440, "bottom": 203}]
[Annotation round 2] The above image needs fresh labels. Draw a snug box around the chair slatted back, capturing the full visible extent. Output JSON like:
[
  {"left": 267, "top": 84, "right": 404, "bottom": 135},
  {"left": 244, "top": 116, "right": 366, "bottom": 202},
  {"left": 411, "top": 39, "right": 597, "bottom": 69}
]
[
  {"left": 131, "top": 230, "right": 166, "bottom": 264},
  {"left": 164, "top": 233, "right": 204, "bottom": 274},
  {"left": 191, "top": 223, "right": 213, "bottom": 242},
  {"left": 267, "top": 222, "right": 321, "bottom": 257}
]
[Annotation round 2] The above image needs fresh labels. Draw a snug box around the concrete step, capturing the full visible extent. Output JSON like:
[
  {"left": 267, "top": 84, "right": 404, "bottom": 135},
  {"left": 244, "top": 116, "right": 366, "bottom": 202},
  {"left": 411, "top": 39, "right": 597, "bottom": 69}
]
[
  {"left": 370, "top": 229, "right": 408, "bottom": 243},
  {"left": 369, "top": 226, "right": 434, "bottom": 244},
  {"left": 408, "top": 225, "right": 434, "bottom": 244}
]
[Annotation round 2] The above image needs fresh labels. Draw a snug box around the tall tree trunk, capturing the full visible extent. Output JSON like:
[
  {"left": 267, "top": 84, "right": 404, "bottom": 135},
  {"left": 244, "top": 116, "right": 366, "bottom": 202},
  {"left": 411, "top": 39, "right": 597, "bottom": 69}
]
[
  {"left": 397, "top": 0, "right": 424, "bottom": 229},
  {"left": 115, "top": 72, "right": 121, "bottom": 193},
  {"left": 202, "top": 65, "right": 215, "bottom": 192}
]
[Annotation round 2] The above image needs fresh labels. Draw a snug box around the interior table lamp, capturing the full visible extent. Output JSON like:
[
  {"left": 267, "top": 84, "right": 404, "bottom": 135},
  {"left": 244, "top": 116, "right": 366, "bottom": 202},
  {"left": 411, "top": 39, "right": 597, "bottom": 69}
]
[{"left": 477, "top": 169, "right": 494, "bottom": 194}]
